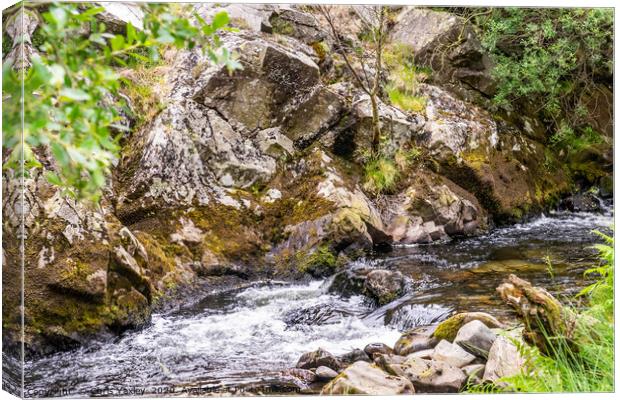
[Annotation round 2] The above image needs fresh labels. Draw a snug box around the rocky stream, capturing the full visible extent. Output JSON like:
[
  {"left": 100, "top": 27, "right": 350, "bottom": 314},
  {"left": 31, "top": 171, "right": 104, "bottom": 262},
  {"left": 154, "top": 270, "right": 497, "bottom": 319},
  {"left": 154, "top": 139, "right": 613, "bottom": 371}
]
[
  {"left": 21, "top": 204, "right": 612, "bottom": 396},
  {"left": 2, "top": 3, "right": 613, "bottom": 397}
]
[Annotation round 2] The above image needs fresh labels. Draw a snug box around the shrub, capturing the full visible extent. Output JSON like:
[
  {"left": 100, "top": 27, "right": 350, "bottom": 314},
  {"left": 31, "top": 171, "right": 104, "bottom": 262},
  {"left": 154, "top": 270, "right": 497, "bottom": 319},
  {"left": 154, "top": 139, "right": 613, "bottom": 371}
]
[
  {"left": 469, "top": 8, "right": 612, "bottom": 149},
  {"left": 2, "top": 3, "right": 240, "bottom": 201},
  {"left": 383, "top": 43, "right": 428, "bottom": 114}
]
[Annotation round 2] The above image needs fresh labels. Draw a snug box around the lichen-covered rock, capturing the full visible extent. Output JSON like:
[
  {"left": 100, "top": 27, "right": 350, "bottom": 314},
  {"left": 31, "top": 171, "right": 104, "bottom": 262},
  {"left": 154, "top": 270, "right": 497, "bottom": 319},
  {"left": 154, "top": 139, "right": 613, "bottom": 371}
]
[
  {"left": 364, "top": 269, "right": 407, "bottom": 305},
  {"left": 321, "top": 361, "right": 415, "bottom": 395},
  {"left": 419, "top": 84, "right": 569, "bottom": 223},
  {"left": 380, "top": 171, "right": 487, "bottom": 243},
  {"left": 4, "top": 7, "right": 39, "bottom": 70},
  {"left": 391, "top": 8, "right": 494, "bottom": 96},
  {"left": 1, "top": 170, "right": 188, "bottom": 355},
  {"left": 269, "top": 7, "right": 326, "bottom": 44},
  {"left": 196, "top": 3, "right": 276, "bottom": 33},
  {"left": 265, "top": 149, "right": 391, "bottom": 273},
  {"left": 386, "top": 357, "right": 467, "bottom": 393}
]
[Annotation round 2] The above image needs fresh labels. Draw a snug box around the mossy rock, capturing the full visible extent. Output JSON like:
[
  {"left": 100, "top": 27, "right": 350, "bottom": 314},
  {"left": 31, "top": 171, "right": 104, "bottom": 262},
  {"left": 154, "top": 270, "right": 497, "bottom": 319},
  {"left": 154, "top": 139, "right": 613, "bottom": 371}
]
[
  {"left": 433, "top": 312, "right": 505, "bottom": 342},
  {"left": 296, "top": 244, "right": 340, "bottom": 277}
]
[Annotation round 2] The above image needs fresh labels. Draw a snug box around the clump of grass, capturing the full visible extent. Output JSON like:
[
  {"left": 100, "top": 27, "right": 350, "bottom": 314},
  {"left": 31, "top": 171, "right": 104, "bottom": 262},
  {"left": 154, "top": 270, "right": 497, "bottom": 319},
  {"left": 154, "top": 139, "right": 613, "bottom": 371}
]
[
  {"left": 120, "top": 65, "right": 167, "bottom": 130},
  {"left": 387, "top": 85, "right": 427, "bottom": 113},
  {"left": 363, "top": 156, "right": 399, "bottom": 194},
  {"left": 383, "top": 43, "right": 429, "bottom": 114},
  {"left": 468, "top": 229, "right": 614, "bottom": 393}
]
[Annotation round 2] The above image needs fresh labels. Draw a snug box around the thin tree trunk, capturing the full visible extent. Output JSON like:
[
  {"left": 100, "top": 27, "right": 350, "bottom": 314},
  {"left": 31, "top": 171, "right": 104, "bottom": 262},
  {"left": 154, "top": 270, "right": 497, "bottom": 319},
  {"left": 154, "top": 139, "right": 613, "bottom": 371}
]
[{"left": 370, "top": 92, "right": 381, "bottom": 153}]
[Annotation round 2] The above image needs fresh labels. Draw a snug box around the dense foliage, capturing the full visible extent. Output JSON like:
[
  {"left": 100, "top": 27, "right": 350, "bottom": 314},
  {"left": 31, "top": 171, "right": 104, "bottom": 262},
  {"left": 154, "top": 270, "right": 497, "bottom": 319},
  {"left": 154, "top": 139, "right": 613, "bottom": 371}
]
[
  {"left": 470, "top": 8, "right": 613, "bottom": 147},
  {"left": 2, "top": 2, "right": 239, "bottom": 201}
]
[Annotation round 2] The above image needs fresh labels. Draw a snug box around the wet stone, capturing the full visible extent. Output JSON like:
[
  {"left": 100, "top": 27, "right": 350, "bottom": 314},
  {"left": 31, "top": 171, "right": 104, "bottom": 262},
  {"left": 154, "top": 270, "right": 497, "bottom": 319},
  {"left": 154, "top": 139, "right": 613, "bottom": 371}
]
[
  {"left": 338, "top": 348, "right": 371, "bottom": 366},
  {"left": 296, "top": 348, "right": 342, "bottom": 371},
  {"left": 364, "top": 343, "right": 394, "bottom": 360},
  {"left": 394, "top": 330, "right": 439, "bottom": 356},
  {"left": 315, "top": 366, "right": 338, "bottom": 381}
]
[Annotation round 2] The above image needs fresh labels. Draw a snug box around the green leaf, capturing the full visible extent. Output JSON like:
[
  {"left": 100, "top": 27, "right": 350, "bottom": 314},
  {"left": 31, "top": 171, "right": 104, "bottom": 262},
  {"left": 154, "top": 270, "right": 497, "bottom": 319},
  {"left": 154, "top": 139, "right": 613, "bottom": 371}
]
[
  {"left": 110, "top": 35, "right": 125, "bottom": 51},
  {"left": 59, "top": 88, "right": 91, "bottom": 101},
  {"left": 126, "top": 23, "right": 137, "bottom": 44},
  {"left": 45, "top": 172, "right": 63, "bottom": 186},
  {"left": 49, "top": 64, "right": 65, "bottom": 87},
  {"left": 212, "top": 11, "right": 230, "bottom": 30}
]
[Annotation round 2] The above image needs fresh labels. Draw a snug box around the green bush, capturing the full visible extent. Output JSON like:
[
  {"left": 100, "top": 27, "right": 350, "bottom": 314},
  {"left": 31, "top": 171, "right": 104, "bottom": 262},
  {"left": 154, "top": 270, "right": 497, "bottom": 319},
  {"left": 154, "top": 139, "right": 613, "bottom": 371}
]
[
  {"left": 471, "top": 8, "right": 612, "bottom": 149},
  {"left": 2, "top": 3, "right": 240, "bottom": 201}
]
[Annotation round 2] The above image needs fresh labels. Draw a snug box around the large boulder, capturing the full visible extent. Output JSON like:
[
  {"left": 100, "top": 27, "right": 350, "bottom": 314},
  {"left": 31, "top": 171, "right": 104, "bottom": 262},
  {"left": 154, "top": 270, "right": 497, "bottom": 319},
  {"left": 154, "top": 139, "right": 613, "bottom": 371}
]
[
  {"left": 321, "top": 361, "right": 415, "bottom": 395},
  {"left": 380, "top": 170, "right": 488, "bottom": 243},
  {"left": 391, "top": 8, "right": 494, "bottom": 96},
  {"left": 453, "top": 320, "right": 497, "bottom": 359},
  {"left": 2, "top": 170, "right": 194, "bottom": 355},
  {"left": 385, "top": 357, "right": 467, "bottom": 393},
  {"left": 265, "top": 149, "right": 391, "bottom": 275},
  {"left": 418, "top": 84, "right": 570, "bottom": 223},
  {"left": 482, "top": 336, "right": 525, "bottom": 385}
]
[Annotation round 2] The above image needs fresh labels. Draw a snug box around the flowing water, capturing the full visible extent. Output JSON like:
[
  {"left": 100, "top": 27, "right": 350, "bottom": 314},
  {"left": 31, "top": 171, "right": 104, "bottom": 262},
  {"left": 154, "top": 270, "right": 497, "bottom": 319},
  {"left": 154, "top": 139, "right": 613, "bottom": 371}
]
[{"left": 21, "top": 205, "right": 613, "bottom": 397}]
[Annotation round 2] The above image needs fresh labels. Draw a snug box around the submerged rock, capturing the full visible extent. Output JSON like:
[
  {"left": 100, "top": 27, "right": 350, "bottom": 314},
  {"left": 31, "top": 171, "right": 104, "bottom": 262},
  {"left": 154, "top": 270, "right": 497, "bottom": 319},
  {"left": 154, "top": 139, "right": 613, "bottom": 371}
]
[{"left": 321, "top": 361, "right": 415, "bottom": 395}]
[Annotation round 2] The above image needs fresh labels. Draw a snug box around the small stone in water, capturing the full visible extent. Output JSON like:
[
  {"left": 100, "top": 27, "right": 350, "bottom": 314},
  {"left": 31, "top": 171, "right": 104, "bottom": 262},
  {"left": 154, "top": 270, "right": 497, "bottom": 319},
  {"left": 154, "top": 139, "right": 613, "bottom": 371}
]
[
  {"left": 338, "top": 348, "right": 371, "bottom": 366},
  {"left": 364, "top": 343, "right": 394, "bottom": 360},
  {"left": 296, "top": 348, "right": 342, "bottom": 371},
  {"left": 315, "top": 366, "right": 338, "bottom": 380}
]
